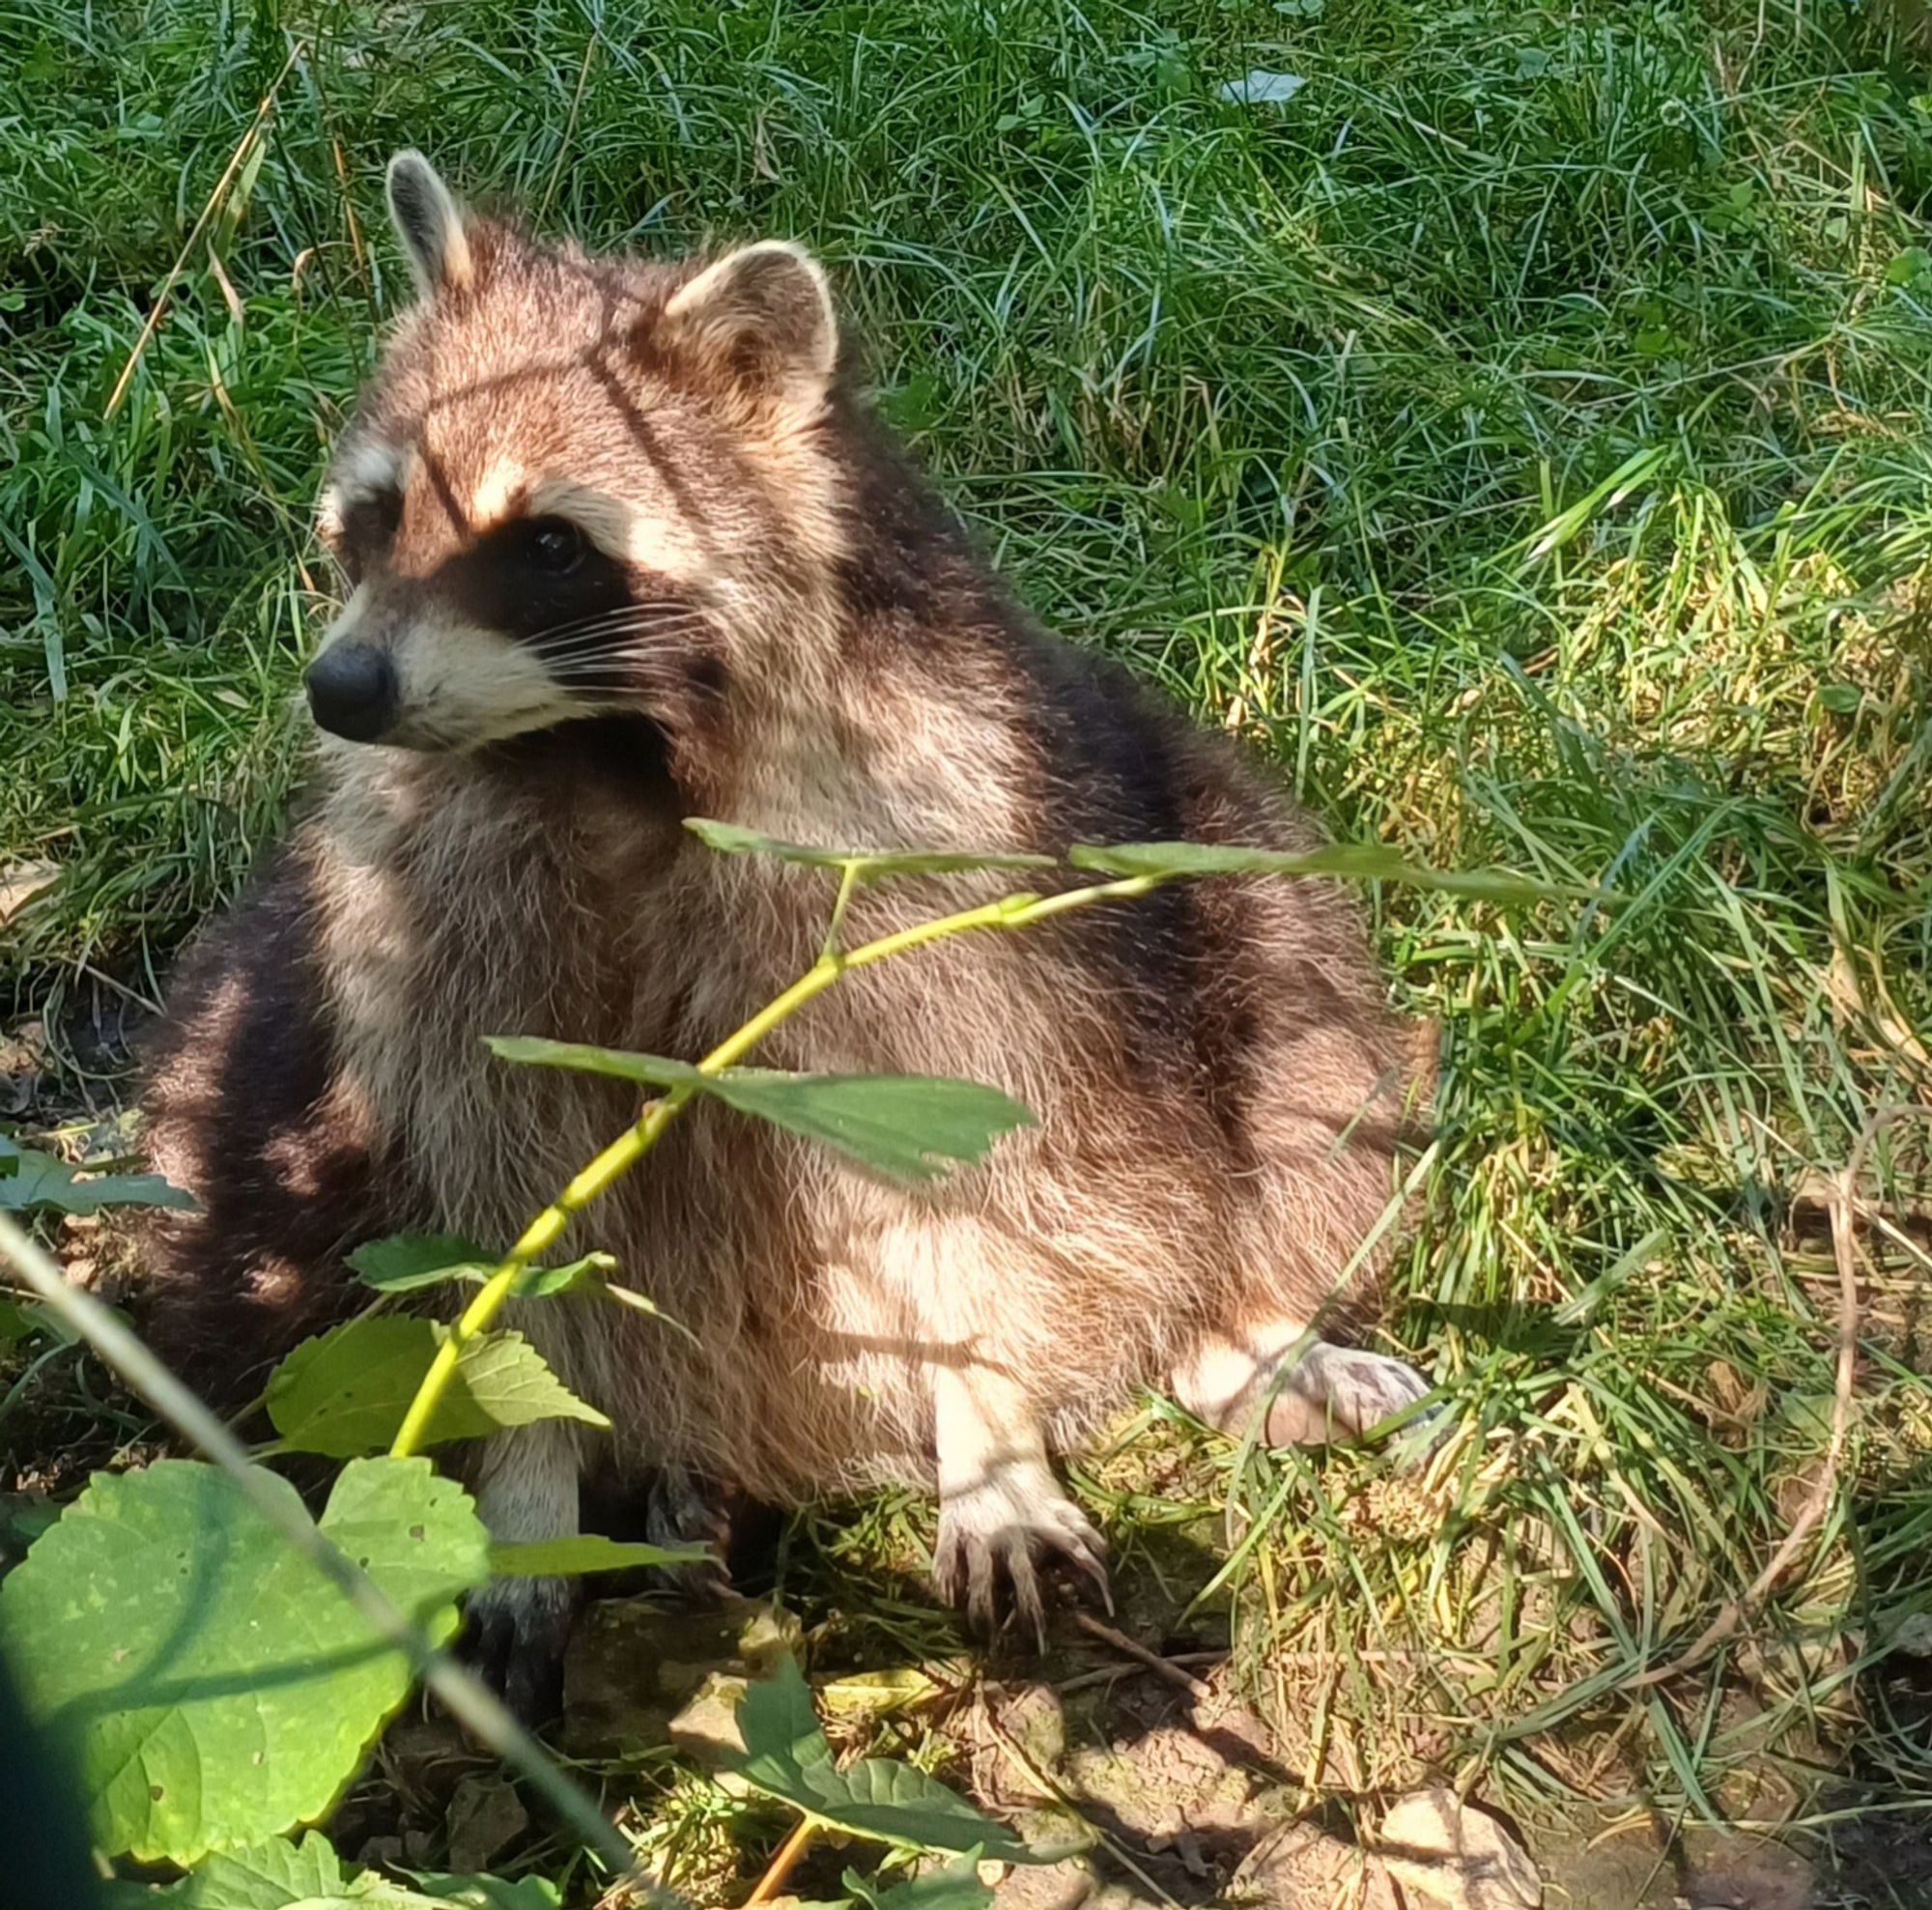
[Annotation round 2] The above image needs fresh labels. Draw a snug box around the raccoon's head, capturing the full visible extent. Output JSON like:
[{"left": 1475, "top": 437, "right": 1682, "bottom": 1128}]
[{"left": 306, "top": 152, "right": 847, "bottom": 755}]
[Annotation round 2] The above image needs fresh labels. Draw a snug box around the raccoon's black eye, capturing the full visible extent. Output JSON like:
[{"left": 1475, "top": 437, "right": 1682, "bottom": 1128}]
[{"left": 526, "top": 518, "right": 587, "bottom": 576}]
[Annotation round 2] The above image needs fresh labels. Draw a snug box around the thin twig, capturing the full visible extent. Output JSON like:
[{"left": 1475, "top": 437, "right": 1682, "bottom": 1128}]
[
  {"left": 1057, "top": 1650, "right": 1226, "bottom": 1696},
  {"left": 104, "top": 42, "right": 303, "bottom": 419},
  {"left": 1634, "top": 1106, "right": 1922, "bottom": 1688},
  {"left": 0, "top": 1211, "right": 672, "bottom": 1904},
  {"left": 1072, "top": 1613, "right": 1215, "bottom": 1700}
]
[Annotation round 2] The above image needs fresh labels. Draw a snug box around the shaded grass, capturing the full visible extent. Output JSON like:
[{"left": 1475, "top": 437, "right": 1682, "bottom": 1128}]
[{"left": 5, "top": 0, "right": 1932, "bottom": 1895}]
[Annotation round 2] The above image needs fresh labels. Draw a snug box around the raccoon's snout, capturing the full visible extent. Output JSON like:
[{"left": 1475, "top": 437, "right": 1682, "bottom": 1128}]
[{"left": 306, "top": 643, "right": 398, "bottom": 743}]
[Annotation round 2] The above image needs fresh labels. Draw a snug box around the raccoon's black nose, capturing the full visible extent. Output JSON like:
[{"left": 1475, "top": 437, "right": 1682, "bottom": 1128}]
[{"left": 305, "top": 644, "right": 397, "bottom": 742}]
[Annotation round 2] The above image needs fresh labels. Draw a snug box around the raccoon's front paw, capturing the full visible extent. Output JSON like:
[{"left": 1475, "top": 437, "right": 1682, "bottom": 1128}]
[
  {"left": 933, "top": 1460, "right": 1110, "bottom": 1646},
  {"left": 461, "top": 1574, "right": 577, "bottom": 1726}
]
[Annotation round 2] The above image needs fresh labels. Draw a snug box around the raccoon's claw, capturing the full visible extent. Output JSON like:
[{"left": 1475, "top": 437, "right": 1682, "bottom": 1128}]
[
  {"left": 933, "top": 1462, "right": 1110, "bottom": 1648},
  {"left": 461, "top": 1575, "right": 576, "bottom": 1726}
]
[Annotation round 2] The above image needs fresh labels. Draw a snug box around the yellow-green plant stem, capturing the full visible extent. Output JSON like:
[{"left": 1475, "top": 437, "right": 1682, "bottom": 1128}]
[{"left": 387, "top": 871, "right": 1157, "bottom": 1460}]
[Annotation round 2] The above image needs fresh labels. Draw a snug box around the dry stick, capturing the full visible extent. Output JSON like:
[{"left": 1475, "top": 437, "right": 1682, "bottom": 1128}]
[
  {"left": 1633, "top": 1105, "right": 1919, "bottom": 1689},
  {"left": 744, "top": 1818, "right": 815, "bottom": 1905},
  {"left": 1072, "top": 1612, "right": 1215, "bottom": 1702},
  {"left": 1056, "top": 1652, "right": 1227, "bottom": 1696},
  {"left": 104, "top": 41, "right": 303, "bottom": 419},
  {"left": 0, "top": 1211, "right": 674, "bottom": 1906}
]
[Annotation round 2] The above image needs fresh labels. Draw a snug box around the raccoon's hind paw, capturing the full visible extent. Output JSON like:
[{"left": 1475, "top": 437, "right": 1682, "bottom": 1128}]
[
  {"left": 1267, "top": 1344, "right": 1441, "bottom": 1463},
  {"left": 933, "top": 1460, "right": 1111, "bottom": 1648},
  {"left": 461, "top": 1575, "right": 577, "bottom": 1726},
  {"left": 643, "top": 1465, "right": 735, "bottom": 1603}
]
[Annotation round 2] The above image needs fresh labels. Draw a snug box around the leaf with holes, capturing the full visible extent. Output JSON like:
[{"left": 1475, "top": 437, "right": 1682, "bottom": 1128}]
[
  {"left": 727, "top": 1656, "right": 1035, "bottom": 1861},
  {"left": 266, "top": 1317, "right": 609, "bottom": 1458},
  {"left": 0, "top": 1133, "right": 194, "bottom": 1214},
  {"left": 1067, "top": 839, "right": 1586, "bottom": 905},
  {"left": 489, "top": 1041, "right": 1036, "bottom": 1185},
  {"left": 1, "top": 1458, "right": 488, "bottom": 1866},
  {"left": 684, "top": 817, "right": 1053, "bottom": 877},
  {"left": 489, "top": 1533, "right": 711, "bottom": 1577}
]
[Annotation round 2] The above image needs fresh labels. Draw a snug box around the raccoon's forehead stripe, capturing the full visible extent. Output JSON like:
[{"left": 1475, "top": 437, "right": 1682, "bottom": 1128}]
[
  {"left": 523, "top": 476, "right": 710, "bottom": 578},
  {"left": 318, "top": 439, "right": 412, "bottom": 538},
  {"left": 469, "top": 459, "right": 527, "bottom": 528}
]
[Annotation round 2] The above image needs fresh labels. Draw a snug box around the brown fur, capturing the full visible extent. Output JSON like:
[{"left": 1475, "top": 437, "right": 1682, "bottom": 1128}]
[{"left": 140, "top": 157, "right": 1435, "bottom": 1654}]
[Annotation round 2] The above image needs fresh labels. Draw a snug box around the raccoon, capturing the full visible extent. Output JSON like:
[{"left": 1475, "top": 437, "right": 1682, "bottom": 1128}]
[{"left": 141, "top": 153, "right": 1435, "bottom": 1711}]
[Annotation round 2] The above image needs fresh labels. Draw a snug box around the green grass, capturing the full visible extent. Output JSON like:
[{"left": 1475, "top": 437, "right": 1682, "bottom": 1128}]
[{"left": 6, "top": 0, "right": 1932, "bottom": 1898}]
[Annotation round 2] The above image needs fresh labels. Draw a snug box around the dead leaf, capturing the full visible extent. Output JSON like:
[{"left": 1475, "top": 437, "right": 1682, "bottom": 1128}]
[{"left": 0, "top": 863, "right": 57, "bottom": 926}]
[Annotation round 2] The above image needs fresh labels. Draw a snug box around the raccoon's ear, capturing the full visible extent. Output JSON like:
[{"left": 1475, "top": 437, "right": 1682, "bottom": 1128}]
[
  {"left": 385, "top": 151, "right": 473, "bottom": 298},
  {"left": 662, "top": 241, "right": 838, "bottom": 412}
]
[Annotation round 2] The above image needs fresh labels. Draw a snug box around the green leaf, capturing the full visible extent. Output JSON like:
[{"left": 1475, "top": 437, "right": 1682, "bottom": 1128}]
[
  {"left": 683, "top": 817, "right": 1053, "bottom": 877},
  {"left": 489, "top": 1533, "right": 711, "bottom": 1577},
  {"left": 1817, "top": 682, "right": 1862, "bottom": 715},
  {"left": 349, "top": 1235, "right": 495, "bottom": 1294},
  {"left": 0, "top": 1295, "right": 40, "bottom": 1342},
  {"left": 0, "top": 1133, "right": 194, "bottom": 1214},
  {"left": 704, "top": 1072, "right": 1035, "bottom": 1184},
  {"left": 1066, "top": 839, "right": 1590, "bottom": 906},
  {"left": 105, "top": 1830, "right": 564, "bottom": 1908},
  {"left": 402, "top": 1877, "right": 561, "bottom": 1910},
  {"left": 847, "top": 1860, "right": 993, "bottom": 1910},
  {"left": 349, "top": 1237, "right": 615, "bottom": 1302},
  {"left": 103, "top": 1830, "right": 351, "bottom": 1905},
  {"left": 728, "top": 1657, "right": 1034, "bottom": 1862},
  {"left": 1, "top": 1458, "right": 488, "bottom": 1865},
  {"left": 508, "top": 1253, "right": 616, "bottom": 1297},
  {"left": 488, "top": 1041, "right": 1036, "bottom": 1185},
  {"left": 266, "top": 1318, "right": 610, "bottom": 1459}
]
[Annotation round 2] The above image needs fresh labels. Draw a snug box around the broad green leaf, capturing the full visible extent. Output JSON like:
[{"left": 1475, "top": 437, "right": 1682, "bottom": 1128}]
[
  {"left": 489, "top": 1533, "right": 711, "bottom": 1577},
  {"left": 349, "top": 1235, "right": 495, "bottom": 1294},
  {"left": 684, "top": 816, "right": 1052, "bottom": 877},
  {"left": 266, "top": 1318, "right": 609, "bottom": 1459},
  {"left": 488, "top": 1041, "right": 1035, "bottom": 1186},
  {"left": 1066, "top": 839, "right": 1586, "bottom": 905},
  {"left": 728, "top": 1657, "right": 1034, "bottom": 1862},
  {"left": 0, "top": 1133, "right": 194, "bottom": 1214},
  {"left": 1, "top": 1458, "right": 488, "bottom": 1865},
  {"left": 847, "top": 1860, "right": 993, "bottom": 1910}
]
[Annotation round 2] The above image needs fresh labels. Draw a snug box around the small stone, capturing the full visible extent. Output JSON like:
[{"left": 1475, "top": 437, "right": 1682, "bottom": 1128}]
[
  {"left": 992, "top": 1858, "right": 1099, "bottom": 1910},
  {"left": 560, "top": 1595, "right": 799, "bottom": 1759},
  {"left": 1378, "top": 1789, "right": 1541, "bottom": 1909},
  {"left": 668, "top": 1671, "right": 753, "bottom": 1767},
  {"left": 1234, "top": 1822, "right": 1401, "bottom": 1909},
  {"left": 444, "top": 1772, "right": 528, "bottom": 1874}
]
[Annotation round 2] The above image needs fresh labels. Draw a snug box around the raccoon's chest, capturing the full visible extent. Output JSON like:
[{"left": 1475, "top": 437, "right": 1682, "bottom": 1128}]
[{"left": 310, "top": 764, "right": 711, "bottom": 1240}]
